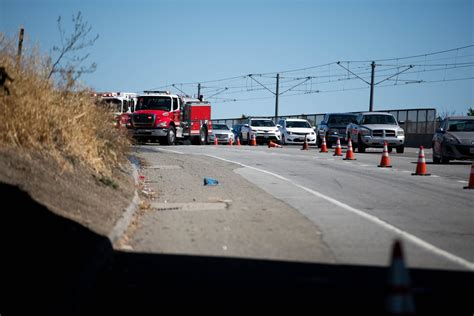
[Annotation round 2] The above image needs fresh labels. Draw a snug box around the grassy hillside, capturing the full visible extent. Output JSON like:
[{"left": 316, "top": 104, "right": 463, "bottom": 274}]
[{"left": 0, "top": 33, "right": 130, "bottom": 175}]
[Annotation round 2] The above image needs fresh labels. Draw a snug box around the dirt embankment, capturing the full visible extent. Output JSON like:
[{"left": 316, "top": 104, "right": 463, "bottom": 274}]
[
  {"left": 0, "top": 148, "right": 135, "bottom": 236},
  {"left": 0, "top": 32, "right": 136, "bottom": 235}
]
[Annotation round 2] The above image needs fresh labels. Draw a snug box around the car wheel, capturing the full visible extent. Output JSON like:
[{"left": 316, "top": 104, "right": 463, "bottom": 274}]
[
  {"left": 396, "top": 145, "right": 404, "bottom": 154},
  {"left": 325, "top": 134, "right": 333, "bottom": 148},
  {"left": 357, "top": 135, "right": 366, "bottom": 153},
  {"left": 440, "top": 143, "right": 450, "bottom": 164},
  {"left": 440, "top": 153, "right": 449, "bottom": 164},
  {"left": 432, "top": 143, "right": 441, "bottom": 163}
]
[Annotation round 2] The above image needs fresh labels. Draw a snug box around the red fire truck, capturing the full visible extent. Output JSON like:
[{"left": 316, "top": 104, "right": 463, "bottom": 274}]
[{"left": 131, "top": 91, "right": 213, "bottom": 145}]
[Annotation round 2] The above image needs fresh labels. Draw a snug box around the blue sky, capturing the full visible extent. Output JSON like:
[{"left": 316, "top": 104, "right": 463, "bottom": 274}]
[{"left": 1, "top": 0, "right": 473, "bottom": 119}]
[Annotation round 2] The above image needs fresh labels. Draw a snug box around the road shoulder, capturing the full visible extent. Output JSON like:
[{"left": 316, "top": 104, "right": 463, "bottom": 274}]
[{"left": 119, "top": 146, "right": 335, "bottom": 263}]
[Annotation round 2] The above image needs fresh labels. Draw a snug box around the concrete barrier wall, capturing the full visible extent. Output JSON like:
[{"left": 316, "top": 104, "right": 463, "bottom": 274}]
[{"left": 405, "top": 134, "right": 434, "bottom": 148}]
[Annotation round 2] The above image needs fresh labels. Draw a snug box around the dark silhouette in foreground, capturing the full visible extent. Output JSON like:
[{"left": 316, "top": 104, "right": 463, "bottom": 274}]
[{"left": 1, "top": 182, "right": 472, "bottom": 315}]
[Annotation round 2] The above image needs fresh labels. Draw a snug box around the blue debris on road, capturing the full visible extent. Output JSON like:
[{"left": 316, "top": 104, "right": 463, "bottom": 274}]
[{"left": 203, "top": 177, "right": 219, "bottom": 186}]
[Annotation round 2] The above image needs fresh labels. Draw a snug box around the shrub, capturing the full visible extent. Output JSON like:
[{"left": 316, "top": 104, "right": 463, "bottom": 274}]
[{"left": 0, "top": 33, "right": 130, "bottom": 175}]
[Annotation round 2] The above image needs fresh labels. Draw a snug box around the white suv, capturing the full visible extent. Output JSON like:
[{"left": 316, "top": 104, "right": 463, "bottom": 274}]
[
  {"left": 240, "top": 118, "right": 281, "bottom": 145},
  {"left": 278, "top": 118, "right": 316, "bottom": 145}
]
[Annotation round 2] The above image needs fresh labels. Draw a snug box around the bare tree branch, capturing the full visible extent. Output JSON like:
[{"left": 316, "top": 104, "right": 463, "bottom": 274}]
[{"left": 47, "top": 11, "right": 99, "bottom": 85}]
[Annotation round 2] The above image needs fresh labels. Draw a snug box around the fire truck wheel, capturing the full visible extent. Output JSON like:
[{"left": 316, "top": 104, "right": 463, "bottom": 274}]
[
  {"left": 199, "top": 127, "right": 208, "bottom": 145},
  {"left": 164, "top": 126, "right": 176, "bottom": 145}
]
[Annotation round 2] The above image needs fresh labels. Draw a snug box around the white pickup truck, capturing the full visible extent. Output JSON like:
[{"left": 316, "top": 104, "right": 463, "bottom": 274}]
[{"left": 346, "top": 112, "right": 405, "bottom": 153}]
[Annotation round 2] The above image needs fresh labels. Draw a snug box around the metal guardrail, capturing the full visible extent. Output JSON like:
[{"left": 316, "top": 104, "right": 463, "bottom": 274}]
[{"left": 212, "top": 108, "right": 437, "bottom": 147}]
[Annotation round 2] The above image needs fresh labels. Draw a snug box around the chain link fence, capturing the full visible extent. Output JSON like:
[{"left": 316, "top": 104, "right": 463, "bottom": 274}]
[{"left": 212, "top": 108, "right": 437, "bottom": 148}]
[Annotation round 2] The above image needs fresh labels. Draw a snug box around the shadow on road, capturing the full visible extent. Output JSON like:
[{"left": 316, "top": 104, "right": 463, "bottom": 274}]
[
  {"left": 1, "top": 182, "right": 472, "bottom": 315},
  {"left": 422, "top": 161, "right": 473, "bottom": 165}
]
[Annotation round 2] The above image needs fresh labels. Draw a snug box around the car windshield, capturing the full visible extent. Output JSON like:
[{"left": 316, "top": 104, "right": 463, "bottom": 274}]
[
  {"left": 251, "top": 120, "right": 275, "bottom": 127},
  {"left": 136, "top": 96, "right": 171, "bottom": 111},
  {"left": 447, "top": 119, "right": 474, "bottom": 132},
  {"left": 286, "top": 121, "right": 311, "bottom": 128},
  {"left": 213, "top": 124, "right": 230, "bottom": 130},
  {"left": 327, "top": 115, "right": 357, "bottom": 125},
  {"left": 361, "top": 114, "right": 397, "bottom": 125}
]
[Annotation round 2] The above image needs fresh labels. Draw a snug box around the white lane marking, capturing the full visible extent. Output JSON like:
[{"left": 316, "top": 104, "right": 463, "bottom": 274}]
[
  {"left": 205, "top": 153, "right": 474, "bottom": 271},
  {"left": 457, "top": 180, "right": 469, "bottom": 184},
  {"left": 156, "top": 147, "right": 467, "bottom": 187},
  {"left": 155, "top": 148, "right": 185, "bottom": 155}
]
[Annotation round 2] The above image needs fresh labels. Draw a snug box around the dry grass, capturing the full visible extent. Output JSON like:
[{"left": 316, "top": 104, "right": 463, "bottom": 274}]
[{"left": 0, "top": 33, "right": 130, "bottom": 176}]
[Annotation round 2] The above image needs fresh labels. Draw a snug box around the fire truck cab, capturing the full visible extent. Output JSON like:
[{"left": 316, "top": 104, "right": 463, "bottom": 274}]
[{"left": 131, "top": 91, "right": 212, "bottom": 145}]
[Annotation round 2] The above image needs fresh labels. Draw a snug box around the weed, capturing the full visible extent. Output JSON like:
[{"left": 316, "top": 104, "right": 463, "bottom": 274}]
[{"left": 0, "top": 33, "right": 130, "bottom": 176}]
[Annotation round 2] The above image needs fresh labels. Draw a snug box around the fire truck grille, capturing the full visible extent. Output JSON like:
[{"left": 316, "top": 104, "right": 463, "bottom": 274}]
[{"left": 133, "top": 114, "right": 155, "bottom": 128}]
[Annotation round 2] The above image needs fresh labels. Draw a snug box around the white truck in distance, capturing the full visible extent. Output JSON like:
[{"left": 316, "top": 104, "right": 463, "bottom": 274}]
[
  {"left": 346, "top": 112, "right": 405, "bottom": 153},
  {"left": 95, "top": 92, "right": 138, "bottom": 127}
]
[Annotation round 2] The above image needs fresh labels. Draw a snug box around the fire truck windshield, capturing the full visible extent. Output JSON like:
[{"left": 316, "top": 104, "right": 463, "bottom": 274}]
[
  {"left": 102, "top": 98, "right": 122, "bottom": 113},
  {"left": 137, "top": 96, "right": 171, "bottom": 111}
]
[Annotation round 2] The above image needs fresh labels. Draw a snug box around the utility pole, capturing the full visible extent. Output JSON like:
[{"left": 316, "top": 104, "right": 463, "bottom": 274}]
[
  {"left": 16, "top": 27, "right": 24, "bottom": 69},
  {"left": 248, "top": 72, "right": 309, "bottom": 123},
  {"left": 369, "top": 61, "right": 375, "bottom": 112},
  {"left": 337, "top": 61, "right": 413, "bottom": 113},
  {"left": 274, "top": 73, "right": 279, "bottom": 123},
  {"left": 197, "top": 83, "right": 201, "bottom": 99}
]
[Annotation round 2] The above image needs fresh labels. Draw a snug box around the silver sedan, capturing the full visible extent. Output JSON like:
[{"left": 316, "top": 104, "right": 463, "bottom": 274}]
[{"left": 432, "top": 116, "right": 474, "bottom": 163}]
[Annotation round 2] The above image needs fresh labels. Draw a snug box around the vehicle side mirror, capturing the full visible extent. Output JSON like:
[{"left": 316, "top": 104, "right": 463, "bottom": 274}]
[
  {"left": 312, "top": 126, "right": 316, "bottom": 130},
  {"left": 276, "top": 124, "right": 281, "bottom": 128},
  {"left": 399, "top": 120, "right": 405, "bottom": 124},
  {"left": 244, "top": 124, "right": 249, "bottom": 127},
  {"left": 436, "top": 128, "right": 445, "bottom": 133}
]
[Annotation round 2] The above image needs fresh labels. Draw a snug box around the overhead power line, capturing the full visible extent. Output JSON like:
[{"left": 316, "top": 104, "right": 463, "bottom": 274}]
[
  {"left": 144, "top": 45, "right": 473, "bottom": 111},
  {"left": 338, "top": 44, "right": 474, "bottom": 63}
]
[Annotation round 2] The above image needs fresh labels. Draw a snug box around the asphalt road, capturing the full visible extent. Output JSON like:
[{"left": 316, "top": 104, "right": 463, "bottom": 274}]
[{"left": 130, "top": 143, "right": 473, "bottom": 272}]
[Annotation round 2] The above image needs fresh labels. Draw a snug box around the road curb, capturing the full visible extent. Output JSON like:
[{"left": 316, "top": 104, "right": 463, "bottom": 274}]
[{"left": 108, "top": 155, "right": 141, "bottom": 246}]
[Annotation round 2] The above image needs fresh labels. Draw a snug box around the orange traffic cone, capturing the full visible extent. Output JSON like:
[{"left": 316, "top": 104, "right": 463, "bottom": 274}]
[
  {"left": 464, "top": 163, "right": 474, "bottom": 189},
  {"left": 229, "top": 137, "right": 233, "bottom": 146},
  {"left": 214, "top": 137, "right": 218, "bottom": 146},
  {"left": 250, "top": 134, "right": 257, "bottom": 146},
  {"left": 302, "top": 135, "right": 309, "bottom": 150},
  {"left": 343, "top": 137, "right": 356, "bottom": 160},
  {"left": 412, "top": 146, "right": 430, "bottom": 176},
  {"left": 320, "top": 136, "right": 328, "bottom": 153},
  {"left": 385, "top": 240, "right": 416, "bottom": 315},
  {"left": 236, "top": 136, "right": 241, "bottom": 146},
  {"left": 378, "top": 142, "right": 392, "bottom": 168},
  {"left": 268, "top": 140, "right": 282, "bottom": 148},
  {"left": 333, "top": 137, "right": 343, "bottom": 156}
]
